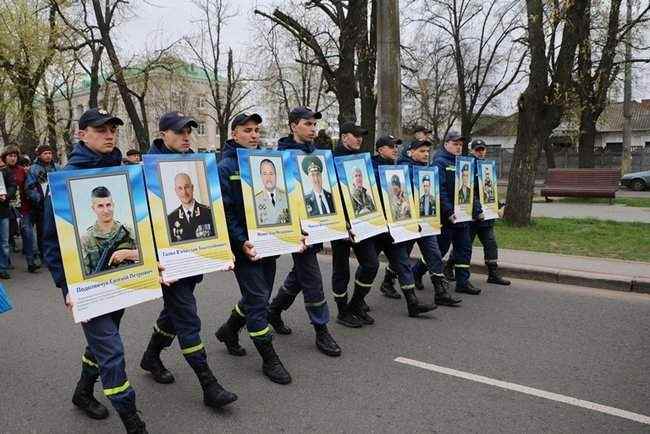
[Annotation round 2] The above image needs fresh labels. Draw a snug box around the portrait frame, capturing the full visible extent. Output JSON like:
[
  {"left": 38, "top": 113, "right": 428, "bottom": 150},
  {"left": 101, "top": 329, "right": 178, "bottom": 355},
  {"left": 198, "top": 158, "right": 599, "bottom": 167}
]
[
  {"left": 454, "top": 156, "right": 474, "bottom": 223},
  {"left": 290, "top": 150, "right": 347, "bottom": 245},
  {"left": 143, "top": 153, "right": 234, "bottom": 281},
  {"left": 477, "top": 159, "right": 499, "bottom": 220},
  {"left": 333, "top": 152, "right": 387, "bottom": 243},
  {"left": 249, "top": 154, "right": 292, "bottom": 228},
  {"left": 236, "top": 148, "right": 302, "bottom": 257},
  {"left": 413, "top": 166, "right": 441, "bottom": 236},
  {"left": 49, "top": 165, "right": 161, "bottom": 323},
  {"left": 378, "top": 164, "right": 420, "bottom": 243}
]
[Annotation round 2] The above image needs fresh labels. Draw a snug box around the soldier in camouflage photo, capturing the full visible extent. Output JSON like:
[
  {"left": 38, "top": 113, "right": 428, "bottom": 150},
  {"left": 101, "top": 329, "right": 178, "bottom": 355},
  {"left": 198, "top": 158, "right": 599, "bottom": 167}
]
[
  {"left": 387, "top": 173, "right": 411, "bottom": 221},
  {"left": 80, "top": 186, "right": 139, "bottom": 277},
  {"left": 350, "top": 166, "right": 376, "bottom": 217}
]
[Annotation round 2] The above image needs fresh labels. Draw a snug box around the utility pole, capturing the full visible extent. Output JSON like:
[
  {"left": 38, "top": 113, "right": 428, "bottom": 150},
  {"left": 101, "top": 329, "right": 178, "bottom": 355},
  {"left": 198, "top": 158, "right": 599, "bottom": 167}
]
[
  {"left": 621, "top": 0, "right": 633, "bottom": 174},
  {"left": 376, "top": 0, "right": 401, "bottom": 138}
]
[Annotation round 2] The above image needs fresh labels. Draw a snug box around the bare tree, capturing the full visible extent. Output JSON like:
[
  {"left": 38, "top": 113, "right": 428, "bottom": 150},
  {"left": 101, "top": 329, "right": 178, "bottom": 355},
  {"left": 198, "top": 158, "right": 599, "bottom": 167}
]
[{"left": 184, "top": 0, "right": 252, "bottom": 147}]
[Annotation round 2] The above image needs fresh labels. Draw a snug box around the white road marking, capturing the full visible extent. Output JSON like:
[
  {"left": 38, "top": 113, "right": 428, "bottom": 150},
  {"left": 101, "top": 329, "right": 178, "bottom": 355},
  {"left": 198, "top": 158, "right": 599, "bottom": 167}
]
[{"left": 395, "top": 357, "right": 650, "bottom": 426}]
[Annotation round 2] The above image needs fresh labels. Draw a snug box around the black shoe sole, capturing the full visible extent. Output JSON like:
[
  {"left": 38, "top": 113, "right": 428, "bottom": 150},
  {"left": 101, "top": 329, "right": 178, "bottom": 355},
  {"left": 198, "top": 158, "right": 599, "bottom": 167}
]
[
  {"left": 456, "top": 289, "right": 481, "bottom": 295},
  {"left": 263, "top": 370, "right": 292, "bottom": 385},
  {"left": 487, "top": 278, "right": 511, "bottom": 286},
  {"left": 205, "top": 393, "right": 238, "bottom": 408},
  {"left": 336, "top": 317, "right": 363, "bottom": 328},
  {"left": 215, "top": 331, "right": 247, "bottom": 356},
  {"left": 269, "top": 323, "right": 292, "bottom": 335},
  {"left": 380, "top": 290, "right": 402, "bottom": 299},
  {"left": 317, "top": 346, "right": 342, "bottom": 357},
  {"left": 140, "top": 361, "right": 175, "bottom": 384},
  {"left": 72, "top": 399, "right": 110, "bottom": 420},
  {"left": 435, "top": 299, "right": 462, "bottom": 306}
]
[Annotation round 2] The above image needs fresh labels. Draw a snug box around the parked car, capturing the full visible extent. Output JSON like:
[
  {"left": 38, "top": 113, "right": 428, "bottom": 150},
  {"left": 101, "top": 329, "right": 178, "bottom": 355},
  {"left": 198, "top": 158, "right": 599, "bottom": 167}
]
[{"left": 620, "top": 170, "right": 650, "bottom": 191}]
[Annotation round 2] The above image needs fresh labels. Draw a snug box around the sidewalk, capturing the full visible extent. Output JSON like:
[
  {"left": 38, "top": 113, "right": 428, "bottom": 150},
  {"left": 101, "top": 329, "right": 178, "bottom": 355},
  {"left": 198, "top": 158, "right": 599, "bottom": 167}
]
[
  {"left": 320, "top": 244, "right": 650, "bottom": 293},
  {"left": 531, "top": 202, "right": 650, "bottom": 222}
]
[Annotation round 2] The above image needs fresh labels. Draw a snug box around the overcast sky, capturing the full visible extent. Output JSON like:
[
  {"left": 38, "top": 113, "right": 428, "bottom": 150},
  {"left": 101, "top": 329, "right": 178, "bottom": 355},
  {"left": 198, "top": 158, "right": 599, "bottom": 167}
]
[{"left": 116, "top": 0, "right": 650, "bottom": 111}]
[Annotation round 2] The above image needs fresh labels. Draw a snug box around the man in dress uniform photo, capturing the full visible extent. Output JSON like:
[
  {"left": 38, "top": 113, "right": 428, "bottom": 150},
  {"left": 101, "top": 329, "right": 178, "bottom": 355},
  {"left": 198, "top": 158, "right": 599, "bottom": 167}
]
[
  {"left": 458, "top": 163, "right": 472, "bottom": 205},
  {"left": 302, "top": 155, "right": 335, "bottom": 216},
  {"left": 166, "top": 172, "right": 215, "bottom": 242},
  {"left": 388, "top": 174, "right": 411, "bottom": 221},
  {"left": 419, "top": 174, "right": 436, "bottom": 216},
  {"left": 254, "top": 158, "right": 289, "bottom": 226},
  {"left": 80, "top": 186, "right": 139, "bottom": 277},
  {"left": 350, "top": 166, "right": 376, "bottom": 217}
]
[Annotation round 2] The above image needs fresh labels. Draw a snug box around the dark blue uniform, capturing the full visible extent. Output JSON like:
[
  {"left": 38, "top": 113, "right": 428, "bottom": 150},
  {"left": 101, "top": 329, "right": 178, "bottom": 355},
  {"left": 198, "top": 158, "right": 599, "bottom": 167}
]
[
  {"left": 144, "top": 139, "right": 210, "bottom": 373},
  {"left": 432, "top": 148, "right": 477, "bottom": 289},
  {"left": 218, "top": 139, "right": 277, "bottom": 341},
  {"left": 268, "top": 136, "right": 330, "bottom": 327},
  {"left": 42, "top": 143, "right": 136, "bottom": 414},
  {"left": 330, "top": 142, "right": 380, "bottom": 320}
]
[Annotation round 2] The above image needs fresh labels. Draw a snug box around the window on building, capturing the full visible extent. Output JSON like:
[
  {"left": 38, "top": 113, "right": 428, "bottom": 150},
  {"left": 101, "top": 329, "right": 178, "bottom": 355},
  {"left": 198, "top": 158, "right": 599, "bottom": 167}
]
[
  {"left": 645, "top": 141, "right": 650, "bottom": 149},
  {"left": 605, "top": 142, "right": 623, "bottom": 155},
  {"left": 197, "top": 121, "right": 206, "bottom": 136},
  {"left": 197, "top": 95, "right": 206, "bottom": 109}
]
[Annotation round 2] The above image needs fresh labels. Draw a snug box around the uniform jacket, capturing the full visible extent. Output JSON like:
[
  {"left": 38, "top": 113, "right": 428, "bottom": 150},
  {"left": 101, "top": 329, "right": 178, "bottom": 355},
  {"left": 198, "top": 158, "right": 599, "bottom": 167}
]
[
  {"left": 43, "top": 142, "right": 123, "bottom": 297},
  {"left": 167, "top": 202, "right": 214, "bottom": 242},
  {"left": 26, "top": 158, "right": 59, "bottom": 211},
  {"left": 148, "top": 138, "right": 204, "bottom": 284},
  {"left": 254, "top": 187, "right": 289, "bottom": 225},
  {"left": 304, "top": 189, "right": 335, "bottom": 216},
  {"left": 81, "top": 221, "right": 136, "bottom": 276},
  {"left": 7, "top": 164, "right": 31, "bottom": 215},
  {"left": 0, "top": 168, "right": 17, "bottom": 219}
]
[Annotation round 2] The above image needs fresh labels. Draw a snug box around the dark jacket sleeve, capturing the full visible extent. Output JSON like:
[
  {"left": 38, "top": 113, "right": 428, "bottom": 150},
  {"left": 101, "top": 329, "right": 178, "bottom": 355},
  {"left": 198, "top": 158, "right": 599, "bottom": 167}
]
[
  {"left": 435, "top": 159, "right": 454, "bottom": 221},
  {"left": 219, "top": 162, "right": 247, "bottom": 253},
  {"left": 3, "top": 169, "right": 16, "bottom": 201},
  {"left": 42, "top": 194, "right": 68, "bottom": 298},
  {"left": 25, "top": 165, "right": 43, "bottom": 207}
]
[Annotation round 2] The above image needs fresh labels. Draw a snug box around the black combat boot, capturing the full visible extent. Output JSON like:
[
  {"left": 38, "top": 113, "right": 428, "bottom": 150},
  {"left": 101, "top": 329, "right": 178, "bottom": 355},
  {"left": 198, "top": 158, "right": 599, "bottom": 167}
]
[
  {"left": 196, "top": 367, "right": 238, "bottom": 408},
  {"left": 403, "top": 288, "right": 436, "bottom": 317},
  {"left": 140, "top": 331, "right": 175, "bottom": 384},
  {"left": 413, "top": 259, "right": 427, "bottom": 290},
  {"left": 314, "top": 324, "right": 341, "bottom": 357},
  {"left": 215, "top": 311, "right": 247, "bottom": 356},
  {"left": 348, "top": 284, "right": 374, "bottom": 325},
  {"left": 253, "top": 339, "right": 292, "bottom": 385},
  {"left": 118, "top": 411, "right": 148, "bottom": 434},
  {"left": 487, "top": 263, "right": 511, "bottom": 285},
  {"left": 432, "top": 275, "right": 462, "bottom": 306},
  {"left": 334, "top": 294, "right": 363, "bottom": 328},
  {"left": 267, "top": 286, "right": 296, "bottom": 335},
  {"left": 443, "top": 259, "right": 455, "bottom": 281},
  {"left": 72, "top": 371, "right": 110, "bottom": 420},
  {"left": 456, "top": 281, "right": 482, "bottom": 295},
  {"left": 380, "top": 267, "right": 401, "bottom": 299}
]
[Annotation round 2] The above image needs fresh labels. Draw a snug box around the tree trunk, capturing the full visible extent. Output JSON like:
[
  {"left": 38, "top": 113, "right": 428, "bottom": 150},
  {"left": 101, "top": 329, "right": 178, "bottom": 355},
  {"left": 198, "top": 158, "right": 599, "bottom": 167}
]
[
  {"left": 578, "top": 109, "right": 597, "bottom": 168},
  {"left": 88, "top": 46, "right": 104, "bottom": 108},
  {"left": 543, "top": 141, "right": 556, "bottom": 169},
  {"left": 16, "top": 90, "right": 39, "bottom": 156},
  {"left": 375, "top": 0, "right": 401, "bottom": 140},
  {"left": 357, "top": 0, "right": 377, "bottom": 152},
  {"left": 44, "top": 93, "right": 58, "bottom": 149},
  {"left": 218, "top": 123, "right": 228, "bottom": 148}
]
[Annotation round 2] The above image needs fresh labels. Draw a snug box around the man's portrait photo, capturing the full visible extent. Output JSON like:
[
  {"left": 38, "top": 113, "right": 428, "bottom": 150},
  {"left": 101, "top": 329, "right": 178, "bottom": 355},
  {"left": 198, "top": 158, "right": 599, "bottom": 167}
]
[
  {"left": 419, "top": 173, "right": 436, "bottom": 217},
  {"left": 69, "top": 174, "right": 141, "bottom": 278},
  {"left": 482, "top": 166, "right": 496, "bottom": 204},
  {"left": 386, "top": 171, "right": 411, "bottom": 222},
  {"left": 457, "top": 163, "right": 472, "bottom": 205},
  {"left": 159, "top": 160, "right": 216, "bottom": 244},
  {"left": 344, "top": 160, "right": 376, "bottom": 218},
  {"left": 251, "top": 156, "right": 290, "bottom": 226},
  {"left": 299, "top": 155, "right": 335, "bottom": 217}
]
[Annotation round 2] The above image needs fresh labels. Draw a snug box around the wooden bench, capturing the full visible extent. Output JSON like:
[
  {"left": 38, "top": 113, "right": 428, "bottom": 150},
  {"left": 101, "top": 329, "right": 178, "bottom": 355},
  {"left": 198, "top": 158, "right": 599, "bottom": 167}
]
[{"left": 540, "top": 168, "right": 620, "bottom": 203}]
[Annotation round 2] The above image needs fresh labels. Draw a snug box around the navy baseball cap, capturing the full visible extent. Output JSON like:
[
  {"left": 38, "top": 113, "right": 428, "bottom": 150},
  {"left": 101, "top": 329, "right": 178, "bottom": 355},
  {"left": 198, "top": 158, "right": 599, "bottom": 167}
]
[
  {"left": 78, "top": 108, "right": 124, "bottom": 130},
  {"left": 444, "top": 130, "right": 465, "bottom": 142},
  {"left": 375, "top": 135, "right": 402, "bottom": 149},
  {"left": 407, "top": 139, "right": 433, "bottom": 151},
  {"left": 289, "top": 106, "right": 322, "bottom": 123},
  {"left": 159, "top": 111, "right": 198, "bottom": 132},
  {"left": 413, "top": 125, "right": 432, "bottom": 134},
  {"left": 340, "top": 121, "right": 368, "bottom": 136},
  {"left": 231, "top": 112, "right": 263, "bottom": 130},
  {"left": 470, "top": 139, "right": 487, "bottom": 150}
]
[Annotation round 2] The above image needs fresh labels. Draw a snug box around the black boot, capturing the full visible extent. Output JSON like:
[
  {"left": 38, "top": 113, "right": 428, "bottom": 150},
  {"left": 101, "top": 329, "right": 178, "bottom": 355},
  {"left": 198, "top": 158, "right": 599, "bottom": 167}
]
[
  {"left": 196, "top": 367, "right": 238, "bottom": 408},
  {"left": 413, "top": 259, "right": 427, "bottom": 291},
  {"left": 432, "top": 275, "right": 462, "bottom": 306},
  {"left": 487, "top": 263, "right": 511, "bottom": 285},
  {"left": 215, "top": 311, "right": 247, "bottom": 356},
  {"left": 118, "top": 411, "right": 148, "bottom": 434},
  {"left": 380, "top": 268, "right": 401, "bottom": 299},
  {"left": 140, "top": 331, "right": 175, "bottom": 384},
  {"left": 267, "top": 287, "right": 295, "bottom": 335},
  {"left": 348, "top": 284, "right": 374, "bottom": 325},
  {"left": 72, "top": 371, "right": 110, "bottom": 420},
  {"left": 456, "top": 281, "right": 482, "bottom": 295},
  {"left": 253, "top": 339, "right": 292, "bottom": 384},
  {"left": 443, "top": 259, "right": 455, "bottom": 281},
  {"left": 403, "top": 288, "right": 436, "bottom": 317},
  {"left": 314, "top": 324, "right": 341, "bottom": 357},
  {"left": 335, "top": 295, "right": 363, "bottom": 328}
]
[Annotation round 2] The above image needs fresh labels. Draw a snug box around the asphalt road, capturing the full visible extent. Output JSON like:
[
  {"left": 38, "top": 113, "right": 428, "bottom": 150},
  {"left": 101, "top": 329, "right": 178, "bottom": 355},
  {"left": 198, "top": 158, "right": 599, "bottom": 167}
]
[{"left": 1, "top": 254, "right": 649, "bottom": 434}]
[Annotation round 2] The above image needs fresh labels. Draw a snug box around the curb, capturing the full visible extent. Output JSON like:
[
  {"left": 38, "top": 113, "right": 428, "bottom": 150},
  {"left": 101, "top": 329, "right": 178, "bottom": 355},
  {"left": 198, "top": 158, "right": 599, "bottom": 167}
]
[{"left": 319, "top": 247, "right": 649, "bottom": 294}]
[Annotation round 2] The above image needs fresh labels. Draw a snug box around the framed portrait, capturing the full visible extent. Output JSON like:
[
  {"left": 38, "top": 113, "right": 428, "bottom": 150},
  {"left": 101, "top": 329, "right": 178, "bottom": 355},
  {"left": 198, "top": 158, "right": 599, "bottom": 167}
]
[
  {"left": 477, "top": 159, "right": 499, "bottom": 220},
  {"left": 0, "top": 172, "right": 6, "bottom": 196},
  {"left": 143, "top": 153, "right": 234, "bottom": 281},
  {"left": 292, "top": 150, "right": 347, "bottom": 245},
  {"left": 0, "top": 283, "right": 12, "bottom": 315},
  {"left": 413, "top": 166, "right": 441, "bottom": 236},
  {"left": 236, "top": 149, "right": 302, "bottom": 257},
  {"left": 378, "top": 165, "right": 420, "bottom": 243},
  {"left": 454, "top": 156, "right": 474, "bottom": 223},
  {"left": 49, "top": 165, "right": 161, "bottom": 323},
  {"left": 333, "top": 153, "right": 387, "bottom": 242}
]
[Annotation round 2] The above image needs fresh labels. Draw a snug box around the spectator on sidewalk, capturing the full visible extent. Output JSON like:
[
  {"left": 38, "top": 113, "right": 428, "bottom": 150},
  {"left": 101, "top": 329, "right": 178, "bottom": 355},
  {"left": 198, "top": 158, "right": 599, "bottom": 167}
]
[
  {"left": 0, "top": 163, "right": 16, "bottom": 279},
  {"left": 2, "top": 146, "right": 40, "bottom": 273},
  {"left": 26, "top": 144, "right": 59, "bottom": 260},
  {"left": 314, "top": 128, "right": 334, "bottom": 150},
  {"left": 123, "top": 149, "right": 142, "bottom": 165}
]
